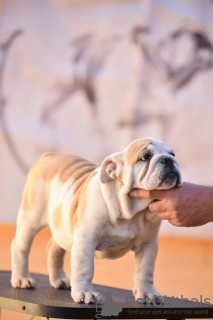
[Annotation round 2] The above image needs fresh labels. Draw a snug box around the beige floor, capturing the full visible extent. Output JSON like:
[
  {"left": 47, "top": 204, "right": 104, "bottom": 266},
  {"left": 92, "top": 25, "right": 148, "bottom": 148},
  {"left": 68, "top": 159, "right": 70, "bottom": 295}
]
[{"left": 0, "top": 224, "right": 213, "bottom": 319}]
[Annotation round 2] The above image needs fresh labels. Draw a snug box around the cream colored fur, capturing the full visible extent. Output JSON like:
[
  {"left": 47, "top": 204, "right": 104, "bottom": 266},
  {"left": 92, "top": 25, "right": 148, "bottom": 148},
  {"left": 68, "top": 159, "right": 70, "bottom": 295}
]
[{"left": 11, "top": 137, "right": 182, "bottom": 305}]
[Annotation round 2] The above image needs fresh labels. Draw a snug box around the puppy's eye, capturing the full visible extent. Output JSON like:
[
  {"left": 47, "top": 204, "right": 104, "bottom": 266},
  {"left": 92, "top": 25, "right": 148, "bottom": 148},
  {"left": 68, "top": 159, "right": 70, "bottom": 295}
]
[
  {"left": 138, "top": 153, "right": 151, "bottom": 162},
  {"left": 170, "top": 152, "right": 175, "bottom": 157}
]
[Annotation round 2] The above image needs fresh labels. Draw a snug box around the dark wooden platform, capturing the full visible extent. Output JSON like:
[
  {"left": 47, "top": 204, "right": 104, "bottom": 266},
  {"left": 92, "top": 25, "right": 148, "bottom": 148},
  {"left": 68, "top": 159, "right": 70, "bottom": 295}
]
[{"left": 0, "top": 271, "right": 212, "bottom": 319}]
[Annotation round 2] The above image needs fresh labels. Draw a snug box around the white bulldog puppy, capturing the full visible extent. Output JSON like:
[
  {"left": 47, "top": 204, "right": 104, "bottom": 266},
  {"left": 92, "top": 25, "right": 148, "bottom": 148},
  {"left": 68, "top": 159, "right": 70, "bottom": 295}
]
[{"left": 11, "top": 137, "right": 182, "bottom": 305}]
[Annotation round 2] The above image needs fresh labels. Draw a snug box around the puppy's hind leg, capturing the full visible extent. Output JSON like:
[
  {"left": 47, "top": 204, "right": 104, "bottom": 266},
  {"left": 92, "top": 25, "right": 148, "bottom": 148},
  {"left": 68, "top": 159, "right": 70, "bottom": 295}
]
[
  {"left": 11, "top": 210, "right": 46, "bottom": 289},
  {"left": 47, "top": 237, "right": 70, "bottom": 289}
]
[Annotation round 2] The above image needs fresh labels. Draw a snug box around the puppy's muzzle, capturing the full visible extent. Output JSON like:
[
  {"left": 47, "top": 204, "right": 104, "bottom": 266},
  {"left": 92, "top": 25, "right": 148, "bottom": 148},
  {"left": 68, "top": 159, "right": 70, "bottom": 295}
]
[
  {"left": 160, "top": 156, "right": 181, "bottom": 187},
  {"left": 160, "top": 157, "right": 174, "bottom": 167}
]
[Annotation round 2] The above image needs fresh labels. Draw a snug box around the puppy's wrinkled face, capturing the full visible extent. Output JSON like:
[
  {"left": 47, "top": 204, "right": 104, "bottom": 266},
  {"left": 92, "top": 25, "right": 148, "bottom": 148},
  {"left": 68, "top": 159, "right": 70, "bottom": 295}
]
[
  {"left": 100, "top": 137, "right": 182, "bottom": 192},
  {"left": 124, "top": 138, "right": 182, "bottom": 190}
]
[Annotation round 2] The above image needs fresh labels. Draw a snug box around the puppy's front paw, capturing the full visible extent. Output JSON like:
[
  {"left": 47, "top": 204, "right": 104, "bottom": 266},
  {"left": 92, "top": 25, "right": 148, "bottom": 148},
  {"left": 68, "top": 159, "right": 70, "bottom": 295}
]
[
  {"left": 11, "top": 277, "right": 36, "bottom": 289},
  {"left": 72, "top": 288, "right": 102, "bottom": 305},
  {"left": 133, "top": 285, "right": 164, "bottom": 305}
]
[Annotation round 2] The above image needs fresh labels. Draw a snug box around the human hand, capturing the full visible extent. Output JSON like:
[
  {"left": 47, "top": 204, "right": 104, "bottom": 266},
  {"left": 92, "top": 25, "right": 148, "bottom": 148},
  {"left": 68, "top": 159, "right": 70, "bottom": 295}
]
[{"left": 130, "top": 182, "right": 213, "bottom": 227}]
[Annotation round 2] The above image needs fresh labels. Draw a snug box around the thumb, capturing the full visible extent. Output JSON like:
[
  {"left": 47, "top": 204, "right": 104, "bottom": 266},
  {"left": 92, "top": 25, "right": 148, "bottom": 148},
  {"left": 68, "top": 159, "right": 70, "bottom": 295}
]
[{"left": 129, "top": 188, "right": 166, "bottom": 200}]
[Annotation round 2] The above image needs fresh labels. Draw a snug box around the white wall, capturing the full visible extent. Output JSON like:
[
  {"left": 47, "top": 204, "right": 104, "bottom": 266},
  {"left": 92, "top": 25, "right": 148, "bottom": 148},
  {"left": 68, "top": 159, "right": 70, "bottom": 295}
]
[{"left": 1, "top": 0, "right": 213, "bottom": 238}]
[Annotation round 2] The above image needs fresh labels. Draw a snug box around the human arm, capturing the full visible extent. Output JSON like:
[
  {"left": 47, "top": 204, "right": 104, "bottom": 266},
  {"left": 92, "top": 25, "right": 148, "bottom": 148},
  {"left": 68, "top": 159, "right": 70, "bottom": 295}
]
[{"left": 129, "top": 182, "right": 213, "bottom": 227}]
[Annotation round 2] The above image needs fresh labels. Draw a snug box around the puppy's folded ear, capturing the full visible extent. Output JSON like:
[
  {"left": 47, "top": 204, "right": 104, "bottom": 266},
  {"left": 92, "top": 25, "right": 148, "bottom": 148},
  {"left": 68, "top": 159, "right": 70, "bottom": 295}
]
[{"left": 100, "top": 153, "right": 123, "bottom": 184}]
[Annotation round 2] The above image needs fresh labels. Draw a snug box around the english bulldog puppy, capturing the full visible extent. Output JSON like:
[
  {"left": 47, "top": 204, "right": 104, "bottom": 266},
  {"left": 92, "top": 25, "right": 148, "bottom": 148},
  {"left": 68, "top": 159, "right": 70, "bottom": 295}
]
[{"left": 11, "top": 137, "right": 182, "bottom": 305}]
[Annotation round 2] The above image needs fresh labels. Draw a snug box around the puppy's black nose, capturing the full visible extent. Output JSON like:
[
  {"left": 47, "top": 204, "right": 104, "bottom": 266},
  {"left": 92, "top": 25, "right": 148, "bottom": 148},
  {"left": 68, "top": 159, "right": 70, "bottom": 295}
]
[{"left": 160, "top": 157, "right": 174, "bottom": 166}]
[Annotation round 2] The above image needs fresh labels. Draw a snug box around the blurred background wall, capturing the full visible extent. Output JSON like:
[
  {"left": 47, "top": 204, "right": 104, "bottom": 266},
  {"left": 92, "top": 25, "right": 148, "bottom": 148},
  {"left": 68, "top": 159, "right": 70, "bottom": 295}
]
[{"left": 1, "top": 0, "right": 213, "bottom": 238}]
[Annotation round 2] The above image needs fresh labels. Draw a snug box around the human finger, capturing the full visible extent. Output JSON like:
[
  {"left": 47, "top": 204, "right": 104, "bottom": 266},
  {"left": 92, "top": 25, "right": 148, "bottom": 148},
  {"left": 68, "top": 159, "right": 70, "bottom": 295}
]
[
  {"left": 129, "top": 188, "right": 166, "bottom": 200},
  {"left": 149, "top": 200, "right": 167, "bottom": 212}
]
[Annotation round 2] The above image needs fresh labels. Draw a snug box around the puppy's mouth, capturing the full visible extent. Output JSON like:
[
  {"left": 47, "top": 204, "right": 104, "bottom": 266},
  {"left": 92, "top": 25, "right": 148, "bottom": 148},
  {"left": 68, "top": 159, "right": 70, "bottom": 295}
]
[{"left": 160, "top": 170, "right": 181, "bottom": 188}]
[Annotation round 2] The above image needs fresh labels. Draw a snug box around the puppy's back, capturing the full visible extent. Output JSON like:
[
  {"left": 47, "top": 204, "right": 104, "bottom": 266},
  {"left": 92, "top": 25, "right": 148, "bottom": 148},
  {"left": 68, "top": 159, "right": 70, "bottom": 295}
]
[{"left": 20, "top": 153, "right": 97, "bottom": 214}]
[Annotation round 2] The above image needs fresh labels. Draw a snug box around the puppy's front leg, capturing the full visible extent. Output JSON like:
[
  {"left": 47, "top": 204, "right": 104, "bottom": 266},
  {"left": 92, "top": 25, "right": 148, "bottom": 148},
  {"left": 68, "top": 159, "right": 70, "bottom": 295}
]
[
  {"left": 133, "top": 237, "right": 163, "bottom": 304},
  {"left": 71, "top": 229, "right": 102, "bottom": 304}
]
